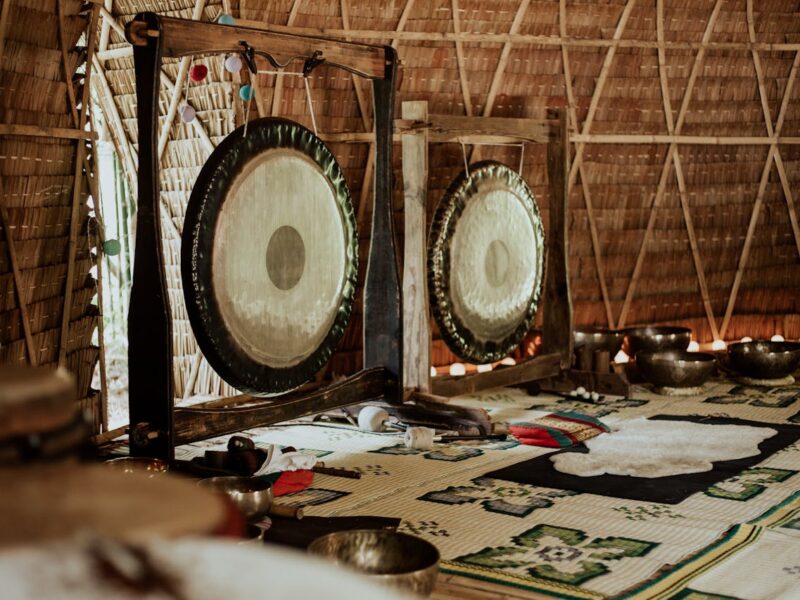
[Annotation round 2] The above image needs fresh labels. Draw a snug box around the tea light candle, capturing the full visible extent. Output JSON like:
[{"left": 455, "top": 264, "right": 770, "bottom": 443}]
[
  {"left": 449, "top": 363, "right": 466, "bottom": 376},
  {"left": 687, "top": 341, "right": 700, "bottom": 352},
  {"left": 711, "top": 339, "right": 726, "bottom": 351},
  {"left": 771, "top": 334, "right": 785, "bottom": 342}
]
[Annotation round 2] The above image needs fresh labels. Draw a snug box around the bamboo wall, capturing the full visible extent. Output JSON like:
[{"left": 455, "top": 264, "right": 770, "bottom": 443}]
[
  {"left": 95, "top": 0, "right": 800, "bottom": 397},
  {"left": 0, "top": 0, "right": 102, "bottom": 430}
]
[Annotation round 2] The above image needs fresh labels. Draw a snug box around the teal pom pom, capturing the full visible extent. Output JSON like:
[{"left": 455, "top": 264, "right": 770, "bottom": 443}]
[
  {"left": 239, "top": 84, "right": 254, "bottom": 101},
  {"left": 103, "top": 239, "right": 121, "bottom": 256},
  {"left": 218, "top": 14, "right": 235, "bottom": 25}
]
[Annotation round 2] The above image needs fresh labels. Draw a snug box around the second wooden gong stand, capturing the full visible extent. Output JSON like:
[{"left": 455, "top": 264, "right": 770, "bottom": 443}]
[{"left": 126, "top": 14, "right": 401, "bottom": 460}]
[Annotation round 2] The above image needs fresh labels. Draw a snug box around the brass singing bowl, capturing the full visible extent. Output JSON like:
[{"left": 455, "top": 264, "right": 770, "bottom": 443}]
[
  {"left": 727, "top": 341, "right": 800, "bottom": 379},
  {"left": 573, "top": 327, "right": 625, "bottom": 354},
  {"left": 636, "top": 351, "right": 717, "bottom": 388},
  {"left": 104, "top": 456, "right": 169, "bottom": 476},
  {"left": 197, "top": 476, "right": 273, "bottom": 521},
  {"left": 308, "top": 529, "right": 440, "bottom": 597},
  {"left": 625, "top": 326, "right": 692, "bottom": 356}
]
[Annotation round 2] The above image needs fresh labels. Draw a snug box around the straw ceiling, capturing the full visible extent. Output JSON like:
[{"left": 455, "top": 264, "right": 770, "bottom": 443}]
[
  {"left": 92, "top": 0, "right": 800, "bottom": 398},
  {"left": 0, "top": 0, "right": 102, "bottom": 429}
]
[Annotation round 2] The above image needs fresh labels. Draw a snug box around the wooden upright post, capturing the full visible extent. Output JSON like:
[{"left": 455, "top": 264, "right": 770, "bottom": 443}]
[
  {"left": 542, "top": 108, "right": 573, "bottom": 365},
  {"left": 401, "top": 101, "right": 431, "bottom": 392}
]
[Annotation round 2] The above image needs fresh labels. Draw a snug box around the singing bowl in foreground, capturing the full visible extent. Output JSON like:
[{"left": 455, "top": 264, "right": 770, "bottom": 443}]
[
  {"left": 308, "top": 529, "right": 440, "bottom": 597},
  {"left": 573, "top": 327, "right": 625, "bottom": 354},
  {"left": 636, "top": 351, "right": 717, "bottom": 388},
  {"left": 727, "top": 341, "right": 800, "bottom": 379},
  {"left": 625, "top": 326, "right": 692, "bottom": 356},
  {"left": 197, "top": 476, "right": 273, "bottom": 521}
]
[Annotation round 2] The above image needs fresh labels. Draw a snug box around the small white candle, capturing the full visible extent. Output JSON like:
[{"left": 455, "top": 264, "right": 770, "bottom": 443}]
[
  {"left": 740, "top": 336, "right": 753, "bottom": 343},
  {"left": 477, "top": 364, "right": 493, "bottom": 373},
  {"left": 449, "top": 362, "right": 466, "bottom": 376},
  {"left": 499, "top": 357, "right": 516, "bottom": 366},
  {"left": 771, "top": 334, "right": 785, "bottom": 342},
  {"left": 687, "top": 341, "right": 700, "bottom": 352},
  {"left": 614, "top": 350, "right": 630, "bottom": 364},
  {"left": 430, "top": 366, "right": 437, "bottom": 377},
  {"left": 711, "top": 339, "right": 726, "bottom": 351}
]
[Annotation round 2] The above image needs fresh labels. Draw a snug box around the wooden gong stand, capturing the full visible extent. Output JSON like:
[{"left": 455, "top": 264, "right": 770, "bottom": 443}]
[
  {"left": 398, "top": 103, "right": 574, "bottom": 400},
  {"left": 126, "top": 14, "right": 402, "bottom": 459}
]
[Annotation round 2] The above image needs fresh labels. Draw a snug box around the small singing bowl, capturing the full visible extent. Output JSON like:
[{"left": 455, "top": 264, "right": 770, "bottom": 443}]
[
  {"left": 573, "top": 327, "right": 625, "bottom": 354},
  {"left": 197, "top": 476, "right": 273, "bottom": 521},
  {"left": 104, "top": 456, "right": 169, "bottom": 475},
  {"left": 625, "top": 326, "right": 692, "bottom": 356},
  {"left": 727, "top": 341, "right": 800, "bottom": 379},
  {"left": 636, "top": 351, "right": 717, "bottom": 388},
  {"left": 308, "top": 530, "right": 440, "bottom": 597}
]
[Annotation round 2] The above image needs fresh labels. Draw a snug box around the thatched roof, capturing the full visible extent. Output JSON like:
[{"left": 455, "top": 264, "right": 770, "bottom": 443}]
[
  {"left": 0, "top": 0, "right": 101, "bottom": 429},
  {"left": 92, "top": 0, "right": 800, "bottom": 398}
]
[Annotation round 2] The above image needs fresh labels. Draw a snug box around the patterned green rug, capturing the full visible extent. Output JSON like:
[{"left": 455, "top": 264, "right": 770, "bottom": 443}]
[{"left": 173, "top": 380, "right": 800, "bottom": 599}]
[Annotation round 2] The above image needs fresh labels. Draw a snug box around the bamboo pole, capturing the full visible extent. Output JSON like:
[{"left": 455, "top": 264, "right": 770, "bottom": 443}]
[
  {"left": 157, "top": 0, "right": 208, "bottom": 160},
  {"left": 617, "top": 0, "right": 723, "bottom": 328},
  {"left": 560, "top": 0, "right": 614, "bottom": 328},
  {"left": 59, "top": 2, "right": 101, "bottom": 368},
  {"left": 450, "top": 0, "right": 472, "bottom": 117},
  {"left": 469, "top": 0, "right": 530, "bottom": 163}
]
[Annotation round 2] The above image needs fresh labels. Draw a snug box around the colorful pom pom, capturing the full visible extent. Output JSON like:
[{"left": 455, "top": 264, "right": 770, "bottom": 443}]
[
  {"left": 103, "top": 239, "right": 121, "bottom": 256},
  {"left": 239, "top": 84, "right": 254, "bottom": 101},
  {"left": 179, "top": 103, "right": 196, "bottom": 123},
  {"left": 224, "top": 54, "right": 243, "bottom": 73},
  {"left": 218, "top": 14, "right": 235, "bottom": 25},
  {"left": 189, "top": 64, "right": 208, "bottom": 82}
]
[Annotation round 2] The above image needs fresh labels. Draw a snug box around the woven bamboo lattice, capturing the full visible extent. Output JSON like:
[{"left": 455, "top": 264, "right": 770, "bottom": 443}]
[
  {"left": 0, "top": 0, "right": 102, "bottom": 428},
  {"left": 93, "top": 0, "right": 800, "bottom": 399}
]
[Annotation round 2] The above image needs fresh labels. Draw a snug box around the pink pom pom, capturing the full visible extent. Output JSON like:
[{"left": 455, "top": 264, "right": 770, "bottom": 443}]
[{"left": 189, "top": 64, "right": 208, "bottom": 82}]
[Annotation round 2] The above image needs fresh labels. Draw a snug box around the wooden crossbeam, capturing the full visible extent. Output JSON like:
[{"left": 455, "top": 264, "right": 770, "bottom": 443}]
[
  {"left": 560, "top": 0, "right": 614, "bottom": 328},
  {"left": 617, "top": 0, "right": 723, "bottom": 329},
  {"left": 97, "top": 27, "right": 800, "bottom": 62},
  {"left": 719, "top": 7, "right": 800, "bottom": 338},
  {"left": 567, "top": 0, "right": 637, "bottom": 191}
]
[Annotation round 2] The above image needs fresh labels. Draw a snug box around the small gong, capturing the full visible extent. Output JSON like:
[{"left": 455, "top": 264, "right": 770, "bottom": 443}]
[
  {"left": 182, "top": 118, "right": 358, "bottom": 394},
  {"left": 428, "top": 161, "right": 545, "bottom": 363}
]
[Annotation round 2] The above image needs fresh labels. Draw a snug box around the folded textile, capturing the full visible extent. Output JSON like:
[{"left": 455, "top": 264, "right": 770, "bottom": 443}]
[{"left": 509, "top": 411, "right": 610, "bottom": 447}]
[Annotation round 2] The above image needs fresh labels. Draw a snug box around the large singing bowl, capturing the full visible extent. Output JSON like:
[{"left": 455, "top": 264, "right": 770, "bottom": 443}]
[
  {"left": 308, "top": 530, "right": 440, "bottom": 597},
  {"left": 625, "top": 326, "right": 692, "bottom": 356},
  {"left": 573, "top": 327, "right": 625, "bottom": 354},
  {"left": 727, "top": 341, "right": 800, "bottom": 379},
  {"left": 636, "top": 351, "right": 717, "bottom": 388}
]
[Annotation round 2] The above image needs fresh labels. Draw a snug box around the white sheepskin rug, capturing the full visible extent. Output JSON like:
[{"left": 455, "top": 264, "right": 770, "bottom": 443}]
[{"left": 551, "top": 417, "right": 777, "bottom": 478}]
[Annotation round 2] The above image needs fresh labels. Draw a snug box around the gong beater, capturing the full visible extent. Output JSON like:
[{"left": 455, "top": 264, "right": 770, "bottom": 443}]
[
  {"left": 428, "top": 161, "right": 545, "bottom": 364},
  {"left": 182, "top": 118, "right": 358, "bottom": 395}
]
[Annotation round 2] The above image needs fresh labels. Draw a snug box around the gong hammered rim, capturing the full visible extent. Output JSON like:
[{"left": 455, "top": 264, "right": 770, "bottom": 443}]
[
  {"left": 182, "top": 117, "right": 358, "bottom": 395},
  {"left": 428, "top": 161, "right": 545, "bottom": 364}
]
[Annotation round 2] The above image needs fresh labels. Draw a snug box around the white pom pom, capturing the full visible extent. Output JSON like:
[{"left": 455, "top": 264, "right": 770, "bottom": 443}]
[
  {"left": 357, "top": 406, "right": 389, "bottom": 432},
  {"left": 179, "top": 104, "right": 196, "bottom": 123},
  {"left": 590, "top": 391, "right": 600, "bottom": 401},
  {"left": 225, "top": 54, "right": 243, "bottom": 73},
  {"left": 575, "top": 386, "right": 587, "bottom": 396},
  {"left": 404, "top": 426, "right": 436, "bottom": 450}
]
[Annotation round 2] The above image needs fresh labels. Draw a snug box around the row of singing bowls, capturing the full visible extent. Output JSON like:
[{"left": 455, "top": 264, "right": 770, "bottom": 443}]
[
  {"left": 308, "top": 529, "right": 440, "bottom": 597},
  {"left": 573, "top": 326, "right": 692, "bottom": 356},
  {"left": 727, "top": 341, "right": 800, "bottom": 379},
  {"left": 636, "top": 350, "right": 717, "bottom": 388}
]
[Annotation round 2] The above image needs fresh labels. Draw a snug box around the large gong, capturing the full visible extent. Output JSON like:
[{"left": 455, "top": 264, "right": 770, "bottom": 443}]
[
  {"left": 428, "top": 161, "right": 545, "bottom": 364},
  {"left": 182, "top": 118, "right": 358, "bottom": 395}
]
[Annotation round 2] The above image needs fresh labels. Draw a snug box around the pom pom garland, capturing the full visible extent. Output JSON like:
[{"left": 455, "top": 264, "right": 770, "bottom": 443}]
[
  {"left": 239, "top": 84, "right": 255, "bottom": 101},
  {"left": 179, "top": 103, "right": 196, "bottom": 123},
  {"left": 189, "top": 64, "right": 208, "bottom": 82},
  {"left": 218, "top": 14, "right": 235, "bottom": 25},
  {"left": 224, "top": 55, "right": 243, "bottom": 73},
  {"left": 103, "top": 239, "right": 121, "bottom": 256}
]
